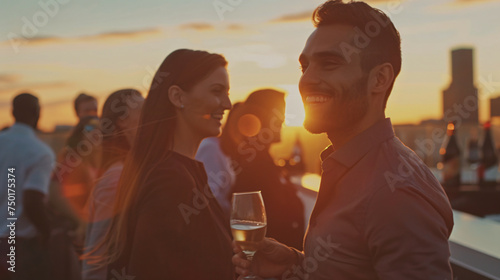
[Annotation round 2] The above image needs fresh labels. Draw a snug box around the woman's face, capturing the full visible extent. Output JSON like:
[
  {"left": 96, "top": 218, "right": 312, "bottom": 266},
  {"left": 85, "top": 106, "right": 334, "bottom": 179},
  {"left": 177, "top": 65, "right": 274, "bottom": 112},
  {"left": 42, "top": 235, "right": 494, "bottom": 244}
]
[{"left": 180, "top": 66, "right": 232, "bottom": 139}]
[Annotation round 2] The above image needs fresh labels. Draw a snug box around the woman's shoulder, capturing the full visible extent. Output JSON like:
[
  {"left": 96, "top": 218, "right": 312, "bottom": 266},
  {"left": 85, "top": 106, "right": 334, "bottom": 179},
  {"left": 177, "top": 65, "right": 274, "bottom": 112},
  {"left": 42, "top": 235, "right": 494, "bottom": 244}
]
[
  {"left": 134, "top": 155, "right": 201, "bottom": 214},
  {"left": 142, "top": 153, "right": 200, "bottom": 193}
]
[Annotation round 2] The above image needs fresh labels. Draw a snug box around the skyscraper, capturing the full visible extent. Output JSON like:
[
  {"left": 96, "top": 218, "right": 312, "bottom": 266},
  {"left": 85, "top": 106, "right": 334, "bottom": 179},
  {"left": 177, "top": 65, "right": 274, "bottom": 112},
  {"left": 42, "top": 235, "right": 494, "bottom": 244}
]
[
  {"left": 490, "top": 95, "right": 500, "bottom": 118},
  {"left": 442, "top": 48, "right": 479, "bottom": 125}
]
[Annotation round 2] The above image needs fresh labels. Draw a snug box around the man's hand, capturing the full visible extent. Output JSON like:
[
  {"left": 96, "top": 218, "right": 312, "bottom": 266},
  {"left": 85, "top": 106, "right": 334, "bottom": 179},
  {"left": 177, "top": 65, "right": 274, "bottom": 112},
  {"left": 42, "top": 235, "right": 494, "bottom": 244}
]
[{"left": 232, "top": 238, "right": 300, "bottom": 279}]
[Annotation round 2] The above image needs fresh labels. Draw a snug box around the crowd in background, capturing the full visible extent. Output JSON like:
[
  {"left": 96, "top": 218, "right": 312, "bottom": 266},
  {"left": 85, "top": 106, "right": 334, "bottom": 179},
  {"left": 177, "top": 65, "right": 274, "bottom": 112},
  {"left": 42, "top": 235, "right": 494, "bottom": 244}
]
[{"left": 0, "top": 54, "right": 305, "bottom": 279}]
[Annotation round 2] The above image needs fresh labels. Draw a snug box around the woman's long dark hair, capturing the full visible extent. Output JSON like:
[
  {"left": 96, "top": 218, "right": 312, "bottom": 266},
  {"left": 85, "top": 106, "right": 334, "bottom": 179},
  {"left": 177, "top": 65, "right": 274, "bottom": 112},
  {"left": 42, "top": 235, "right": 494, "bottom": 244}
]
[
  {"left": 66, "top": 115, "right": 100, "bottom": 150},
  {"left": 99, "top": 89, "right": 142, "bottom": 176},
  {"left": 96, "top": 49, "right": 227, "bottom": 266}
]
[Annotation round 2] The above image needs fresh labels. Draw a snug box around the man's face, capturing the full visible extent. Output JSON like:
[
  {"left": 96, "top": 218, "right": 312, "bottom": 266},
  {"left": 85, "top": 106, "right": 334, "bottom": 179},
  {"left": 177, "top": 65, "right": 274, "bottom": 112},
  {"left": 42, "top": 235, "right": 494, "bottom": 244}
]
[
  {"left": 298, "top": 24, "right": 370, "bottom": 134},
  {"left": 77, "top": 100, "right": 98, "bottom": 120}
]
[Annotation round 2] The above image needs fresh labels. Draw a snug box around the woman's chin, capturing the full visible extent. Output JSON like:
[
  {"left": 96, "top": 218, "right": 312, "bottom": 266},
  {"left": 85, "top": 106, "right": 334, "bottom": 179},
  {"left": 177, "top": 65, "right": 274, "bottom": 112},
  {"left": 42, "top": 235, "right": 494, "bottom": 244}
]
[{"left": 203, "top": 126, "right": 222, "bottom": 138}]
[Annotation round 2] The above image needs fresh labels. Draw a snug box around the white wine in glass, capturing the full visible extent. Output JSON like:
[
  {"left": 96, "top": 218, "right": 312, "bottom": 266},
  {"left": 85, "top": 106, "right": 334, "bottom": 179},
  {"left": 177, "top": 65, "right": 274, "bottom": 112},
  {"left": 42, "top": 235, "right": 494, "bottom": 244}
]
[{"left": 231, "top": 191, "right": 267, "bottom": 279}]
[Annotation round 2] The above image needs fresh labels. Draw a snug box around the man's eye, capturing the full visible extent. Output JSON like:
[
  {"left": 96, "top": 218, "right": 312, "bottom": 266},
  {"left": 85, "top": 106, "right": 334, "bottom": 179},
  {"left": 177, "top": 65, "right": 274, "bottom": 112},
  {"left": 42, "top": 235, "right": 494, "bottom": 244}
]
[{"left": 322, "top": 61, "right": 340, "bottom": 68}]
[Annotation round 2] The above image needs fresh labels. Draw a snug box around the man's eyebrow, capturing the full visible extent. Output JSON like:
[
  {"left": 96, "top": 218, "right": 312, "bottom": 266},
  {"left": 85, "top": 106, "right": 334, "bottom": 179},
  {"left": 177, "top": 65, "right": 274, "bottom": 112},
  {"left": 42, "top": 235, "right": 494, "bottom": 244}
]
[
  {"left": 299, "top": 50, "right": 347, "bottom": 64},
  {"left": 313, "top": 50, "right": 346, "bottom": 61}
]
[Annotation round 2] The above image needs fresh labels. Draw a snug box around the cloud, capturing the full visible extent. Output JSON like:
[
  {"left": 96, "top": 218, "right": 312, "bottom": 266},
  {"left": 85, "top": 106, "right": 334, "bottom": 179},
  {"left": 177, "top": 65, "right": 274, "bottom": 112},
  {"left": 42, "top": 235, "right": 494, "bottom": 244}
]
[
  {"left": 271, "top": 11, "right": 312, "bottom": 23},
  {"left": 179, "top": 23, "right": 215, "bottom": 31},
  {"left": 217, "top": 44, "right": 288, "bottom": 69},
  {"left": 1, "top": 28, "right": 163, "bottom": 47},
  {"left": 0, "top": 74, "right": 21, "bottom": 84},
  {"left": 88, "top": 28, "right": 162, "bottom": 40},
  {"left": 452, "top": 0, "right": 500, "bottom": 4},
  {"left": 227, "top": 24, "right": 245, "bottom": 31},
  {"left": 0, "top": 81, "right": 70, "bottom": 95}
]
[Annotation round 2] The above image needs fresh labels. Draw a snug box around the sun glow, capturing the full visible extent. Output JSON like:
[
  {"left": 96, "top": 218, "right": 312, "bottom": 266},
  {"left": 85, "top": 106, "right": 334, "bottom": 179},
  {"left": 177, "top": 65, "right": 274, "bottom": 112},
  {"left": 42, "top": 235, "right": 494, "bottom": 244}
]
[{"left": 280, "top": 85, "right": 305, "bottom": 127}]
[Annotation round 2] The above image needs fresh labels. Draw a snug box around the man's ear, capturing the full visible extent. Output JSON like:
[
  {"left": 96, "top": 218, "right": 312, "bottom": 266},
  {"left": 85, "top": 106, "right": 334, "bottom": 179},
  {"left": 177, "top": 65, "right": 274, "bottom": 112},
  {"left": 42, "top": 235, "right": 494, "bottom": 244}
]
[
  {"left": 369, "top": 62, "right": 395, "bottom": 95},
  {"left": 168, "top": 85, "right": 185, "bottom": 109}
]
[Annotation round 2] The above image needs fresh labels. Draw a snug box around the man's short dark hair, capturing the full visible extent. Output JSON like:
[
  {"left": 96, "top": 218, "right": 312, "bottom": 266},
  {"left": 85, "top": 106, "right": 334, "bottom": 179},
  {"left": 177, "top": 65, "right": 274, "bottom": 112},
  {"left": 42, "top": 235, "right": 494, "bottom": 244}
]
[
  {"left": 12, "top": 93, "right": 39, "bottom": 123},
  {"left": 313, "top": 0, "right": 402, "bottom": 106},
  {"left": 74, "top": 93, "right": 97, "bottom": 113}
]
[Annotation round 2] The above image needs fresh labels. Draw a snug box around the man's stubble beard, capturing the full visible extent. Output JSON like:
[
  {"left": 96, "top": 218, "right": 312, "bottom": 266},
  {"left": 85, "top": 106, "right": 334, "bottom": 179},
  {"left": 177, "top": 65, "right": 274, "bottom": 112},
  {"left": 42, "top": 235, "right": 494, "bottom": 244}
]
[{"left": 302, "top": 75, "right": 369, "bottom": 134}]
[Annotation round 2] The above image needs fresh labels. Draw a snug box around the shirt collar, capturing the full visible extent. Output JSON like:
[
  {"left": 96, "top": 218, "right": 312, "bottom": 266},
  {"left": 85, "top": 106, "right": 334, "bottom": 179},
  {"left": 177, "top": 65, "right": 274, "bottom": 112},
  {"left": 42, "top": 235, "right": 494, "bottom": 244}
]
[
  {"left": 321, "top": 118, "right": 395, "bottom": 172},
  {"left": 9, "top": 122, "right": 36, "bottom": 137}
]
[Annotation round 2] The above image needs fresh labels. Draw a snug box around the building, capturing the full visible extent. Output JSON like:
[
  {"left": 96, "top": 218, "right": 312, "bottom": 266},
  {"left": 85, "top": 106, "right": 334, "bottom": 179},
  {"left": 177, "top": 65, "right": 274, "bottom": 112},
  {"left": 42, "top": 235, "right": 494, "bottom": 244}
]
[
  {"left": 490, "top": 95, "right": 500, "bottom": 118},
  {"left": 442, "top": 48, "right": 479, "bottom": 125}
]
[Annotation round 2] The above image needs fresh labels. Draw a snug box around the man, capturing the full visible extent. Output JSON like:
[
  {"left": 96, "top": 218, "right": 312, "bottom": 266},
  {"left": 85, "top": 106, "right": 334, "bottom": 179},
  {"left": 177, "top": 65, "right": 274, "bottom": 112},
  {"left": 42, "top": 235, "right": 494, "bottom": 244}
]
[
  {"left": 0, "top": 93, "right": 55, "bottom": 279},
  {"left": 233, "top": 1, "right": 454, "bottom": 279},
  {"left": 74, "top": 93, "right": 98, "bottom": 121}
]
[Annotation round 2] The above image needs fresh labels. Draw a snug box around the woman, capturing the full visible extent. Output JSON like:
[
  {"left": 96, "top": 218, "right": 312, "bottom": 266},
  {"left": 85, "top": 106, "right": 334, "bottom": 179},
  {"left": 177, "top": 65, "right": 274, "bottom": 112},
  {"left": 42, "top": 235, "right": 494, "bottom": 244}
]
[
  {"left": 82, "top": 89, "right": 144, "bottom": 280},
  {"left": 227, "top": 89, "right": 305, "bottom": 250},
  {"left": 102, "top": 49, "right": 233, "bottom": 279},
  {"left": 57, "top": 115, "right": 101, "bottom": 223}
]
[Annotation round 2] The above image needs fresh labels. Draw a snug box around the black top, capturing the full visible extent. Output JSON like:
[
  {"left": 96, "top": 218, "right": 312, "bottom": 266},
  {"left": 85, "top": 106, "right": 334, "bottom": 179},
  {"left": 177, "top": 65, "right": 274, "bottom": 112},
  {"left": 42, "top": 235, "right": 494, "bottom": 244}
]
[
  {"left": 110, "top": 151, "right": 234, "bottom": 280},
  {"left": 232, "top": 150, "right": 305, "bottom": 250}
]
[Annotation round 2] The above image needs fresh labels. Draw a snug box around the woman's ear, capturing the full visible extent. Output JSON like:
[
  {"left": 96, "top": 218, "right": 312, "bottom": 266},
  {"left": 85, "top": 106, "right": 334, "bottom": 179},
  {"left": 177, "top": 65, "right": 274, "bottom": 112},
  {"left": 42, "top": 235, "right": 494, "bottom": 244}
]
[
  {"left": 369, "top": 62, "right": 395, "bottom": 95},
  {"left": 168, "top": 85, "right": 185, "bottom": 109},
  {"left": 115, "top": 117, "right": 128, "bottom": 131}
]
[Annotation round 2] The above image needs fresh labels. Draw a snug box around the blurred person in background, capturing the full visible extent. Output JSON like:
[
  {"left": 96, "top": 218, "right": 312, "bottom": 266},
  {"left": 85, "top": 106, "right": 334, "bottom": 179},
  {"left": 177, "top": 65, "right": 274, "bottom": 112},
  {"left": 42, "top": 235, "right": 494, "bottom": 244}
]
[
  {"left": 49, "top": 115, "right": 102, "bottom": 264},
  {"left": 74, "top": 93, "right": 98, "bottom": 121},
  {"left": 226, "top": 89, "right": 305, "bottom": 250},
  {"left": 196, "top": 102, "right": 244, "bottom": 218},
  {"left": 81, "top": 88, "right": 144, "bottom": 280},
  {"left": 100, "top": 49, "right": 234, "bottom": 279},
  {"left": 0, "top": 93, "right": 55, "bottom": 280},
  {"left": 55, "top": 116, "right": 101, "bottom": 224}
]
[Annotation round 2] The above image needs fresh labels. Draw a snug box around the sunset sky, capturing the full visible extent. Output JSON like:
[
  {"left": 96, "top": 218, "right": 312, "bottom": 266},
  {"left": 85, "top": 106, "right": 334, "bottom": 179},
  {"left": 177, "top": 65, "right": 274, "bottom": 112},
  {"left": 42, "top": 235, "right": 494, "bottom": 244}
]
[{"left": 1, "top": 0, "right": 500, "bottom": 131}]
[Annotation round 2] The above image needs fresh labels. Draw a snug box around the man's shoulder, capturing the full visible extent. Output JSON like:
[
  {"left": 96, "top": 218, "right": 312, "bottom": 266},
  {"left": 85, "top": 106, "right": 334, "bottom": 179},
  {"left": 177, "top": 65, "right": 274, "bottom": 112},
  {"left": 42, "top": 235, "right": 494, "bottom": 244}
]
[
  {"left": 364, "top": 137, "right": 452, "bottom": 217},
  {"left": 360, "top": 137, "right": 444, "bottom": 198},
  {"left": 0, "top": 129, "right": 54, "bottom": 161},
  {"left": 27, "top": 136, "right": 55, "bottom": 161}
]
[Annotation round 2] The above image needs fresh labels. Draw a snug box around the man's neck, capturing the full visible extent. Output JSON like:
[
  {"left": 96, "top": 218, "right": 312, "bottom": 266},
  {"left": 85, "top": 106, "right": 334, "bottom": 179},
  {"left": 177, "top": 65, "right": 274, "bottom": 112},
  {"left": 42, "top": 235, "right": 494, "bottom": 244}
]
[
  {"left": 327, "top": 114, "right": 385, "bottom": 150},
  {"left": 15, "top": 121, "right": 36, "bottom": 130}
]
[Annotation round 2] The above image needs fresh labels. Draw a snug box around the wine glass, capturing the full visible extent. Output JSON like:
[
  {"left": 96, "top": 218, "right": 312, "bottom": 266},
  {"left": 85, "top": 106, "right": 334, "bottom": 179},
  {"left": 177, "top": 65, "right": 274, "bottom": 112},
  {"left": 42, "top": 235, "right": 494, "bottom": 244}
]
[{"left": 230, "top": 191, "right": 267, "bottom": 280}]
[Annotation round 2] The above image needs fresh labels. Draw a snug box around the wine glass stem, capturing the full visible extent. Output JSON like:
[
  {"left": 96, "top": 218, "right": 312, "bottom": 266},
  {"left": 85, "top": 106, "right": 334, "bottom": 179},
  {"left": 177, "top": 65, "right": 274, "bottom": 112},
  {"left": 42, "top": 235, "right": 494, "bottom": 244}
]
[
  {"left": 243, "top": 251, "right": 257, "bottom": 279},
  {"left": 244, "top": 251, "right": 255, "bottom": 261}
]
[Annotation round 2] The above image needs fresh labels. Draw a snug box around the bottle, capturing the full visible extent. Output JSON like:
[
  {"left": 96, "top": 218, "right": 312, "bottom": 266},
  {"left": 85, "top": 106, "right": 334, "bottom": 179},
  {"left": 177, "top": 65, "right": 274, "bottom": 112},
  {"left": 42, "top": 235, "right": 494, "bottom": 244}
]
[
  {"left": 289, "top": 134, "right": 306, "bottom": 175},
  {"left": 478, "top": 121, "right": 498, "bottom": 189},
  {"left": 466, "top": 138, "right": 480, "bottom": 165},
  {"left": 440, "top": 122, "right": 461, "bottom": 189},
  {"left": 465, "top": 134, "right": 480, "bottom": 184}
]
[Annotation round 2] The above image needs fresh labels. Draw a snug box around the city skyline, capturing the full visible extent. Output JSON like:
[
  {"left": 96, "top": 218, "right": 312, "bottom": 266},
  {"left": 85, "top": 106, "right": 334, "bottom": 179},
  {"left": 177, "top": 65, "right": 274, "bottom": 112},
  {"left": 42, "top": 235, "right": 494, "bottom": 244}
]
[{"left": 1, "top": 0, "right": 500, "bottom": 131}]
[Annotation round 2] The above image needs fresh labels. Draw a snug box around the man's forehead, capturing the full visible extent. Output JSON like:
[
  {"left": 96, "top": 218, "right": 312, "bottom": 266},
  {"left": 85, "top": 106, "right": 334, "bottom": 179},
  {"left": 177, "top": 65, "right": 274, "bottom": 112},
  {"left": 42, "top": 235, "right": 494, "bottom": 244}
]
[{"left": 302, "top": 25, "right": 356, "bottom": 56}]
